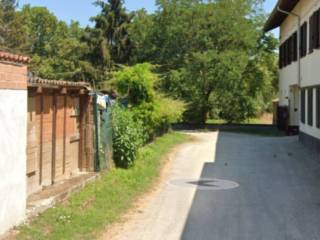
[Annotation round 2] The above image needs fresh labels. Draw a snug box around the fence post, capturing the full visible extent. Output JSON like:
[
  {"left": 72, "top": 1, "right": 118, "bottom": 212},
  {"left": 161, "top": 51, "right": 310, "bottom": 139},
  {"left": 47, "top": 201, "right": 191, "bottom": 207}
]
[{"left": 93, "top": 93, "right": 100, "bottom": 172}]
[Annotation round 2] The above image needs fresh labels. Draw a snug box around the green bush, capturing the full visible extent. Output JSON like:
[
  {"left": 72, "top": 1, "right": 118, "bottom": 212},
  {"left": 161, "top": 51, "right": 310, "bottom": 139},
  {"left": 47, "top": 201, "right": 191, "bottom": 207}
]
[
  {"left": 132, "top": 95, "right": 185, "bottom": 139},
  {"left": 112, "top": 63, "right": 185, "bottom": 140},
  {"left": 111, "top": 104, "right": 145, "bottom": 168},
  {"left": 113, "top": 63, "right": 156, "bottom": 105}
]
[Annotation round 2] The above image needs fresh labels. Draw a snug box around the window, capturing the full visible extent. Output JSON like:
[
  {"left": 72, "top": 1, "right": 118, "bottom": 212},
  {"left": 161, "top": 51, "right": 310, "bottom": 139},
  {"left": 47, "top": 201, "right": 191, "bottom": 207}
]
[
  {"left": 315, "top": 10, "right": 320, "bottom": 49},
  {"left": 301, "top": 89, "right": 306, "bottom": 124},
  {"left": 317, "top": 87, "right": 320, "bottom": 128},
  {"left": 308, "top": 88, "right": 314, "bottom": 126},
  {"left": 309, "top": 15, "right": 314, "bottom": 53},
  {"left": 289, "top": 36, "right": 294, "bottom": 64},
  {"left": 279, "top": 44, "right": 283, "bottom": 69},
  {"left": 309, "top": 10, "right": 320, "bottom": 53},
  {"left": 300, "top": 22, "right": 307, "bottom": 57},
  {"left": 293, "top": 32, "right": 298, "bottom": 61},
  {"left": 284, "top": 40, "right": 288, "bottom": 66},
  {"left": 279, "top": 31, "right": 298, "bottom": 68}
]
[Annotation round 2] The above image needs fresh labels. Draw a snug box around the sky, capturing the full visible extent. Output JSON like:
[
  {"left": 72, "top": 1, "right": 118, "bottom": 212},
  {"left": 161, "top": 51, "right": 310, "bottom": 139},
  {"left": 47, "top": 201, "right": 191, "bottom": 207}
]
[
  {"left": 18, "top": 0, "right": 279, "bottom": 35},
  {"left": 18, "top": 0, "right": 158, "bottom": 27}
]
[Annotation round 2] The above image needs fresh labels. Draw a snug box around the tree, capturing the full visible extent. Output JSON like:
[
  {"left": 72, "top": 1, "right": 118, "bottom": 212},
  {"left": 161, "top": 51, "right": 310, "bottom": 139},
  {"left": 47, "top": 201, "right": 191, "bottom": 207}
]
[
  {"left": 0, "top": 0, "right": 20, "bottom": 49},
  {"left": 129, "top": 0, "right": 278, "bottom": 123},
  {"left": 128, "top": 9, "right": 154, "bottom": 64},
  {"left": 11, "top": 5, "right": 98, "bottom": 83},
  {"left": 86, "top": 0, "right": 133, "bottom": 69},
  {"left": 113, "top": 63, "right": 185, "bottom": 139}
]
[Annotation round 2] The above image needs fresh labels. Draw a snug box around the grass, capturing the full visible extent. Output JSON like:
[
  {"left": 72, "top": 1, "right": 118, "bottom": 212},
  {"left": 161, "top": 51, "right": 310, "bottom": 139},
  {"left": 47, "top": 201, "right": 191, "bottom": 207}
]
[
  {"left": 206, "top": 116, "right": 273, "bottom": 125},
  {"left": 220, "top": 127, "right": 285, "bottom": 137},
  {"left": 207, "top": 118, "right": 265, "bottom": 125},
  {"left": 16, "top": 132, "right": 189, "bottom": 240}
]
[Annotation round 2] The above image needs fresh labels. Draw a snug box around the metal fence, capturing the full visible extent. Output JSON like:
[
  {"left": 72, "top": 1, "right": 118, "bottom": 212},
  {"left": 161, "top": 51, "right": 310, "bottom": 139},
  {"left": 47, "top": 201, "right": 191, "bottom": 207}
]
[{"left": 93, "top": 93, "right": 113, "bottom": 171}]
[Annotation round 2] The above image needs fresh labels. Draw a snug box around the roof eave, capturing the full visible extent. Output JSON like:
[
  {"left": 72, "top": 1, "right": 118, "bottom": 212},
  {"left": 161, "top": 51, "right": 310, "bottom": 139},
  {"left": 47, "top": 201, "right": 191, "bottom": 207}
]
[
  {"left": 264, "top": 0, "right": 300, "bottom": 32},
  {"left": 264, "top": 4, "right": 280, "bottom": 32}
]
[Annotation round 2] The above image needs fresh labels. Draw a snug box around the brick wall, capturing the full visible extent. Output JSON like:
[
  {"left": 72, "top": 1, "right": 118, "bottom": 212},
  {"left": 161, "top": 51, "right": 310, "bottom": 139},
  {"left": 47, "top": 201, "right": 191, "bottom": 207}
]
[{"left": 0, "top": 62, "right": 27, "bottom": 90}]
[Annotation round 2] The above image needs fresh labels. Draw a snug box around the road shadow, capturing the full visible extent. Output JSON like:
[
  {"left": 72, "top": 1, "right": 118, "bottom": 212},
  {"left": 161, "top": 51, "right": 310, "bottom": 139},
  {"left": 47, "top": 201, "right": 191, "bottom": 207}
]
[{"left": 181, "top": 132, "right": 320, "bottom": 240}]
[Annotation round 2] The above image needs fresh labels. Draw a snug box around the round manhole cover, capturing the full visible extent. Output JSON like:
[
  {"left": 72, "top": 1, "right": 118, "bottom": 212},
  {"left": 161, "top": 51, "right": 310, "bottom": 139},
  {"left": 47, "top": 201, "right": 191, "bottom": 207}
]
[{"left": 169, "top": 178, "right": 239, "bottom": 190}]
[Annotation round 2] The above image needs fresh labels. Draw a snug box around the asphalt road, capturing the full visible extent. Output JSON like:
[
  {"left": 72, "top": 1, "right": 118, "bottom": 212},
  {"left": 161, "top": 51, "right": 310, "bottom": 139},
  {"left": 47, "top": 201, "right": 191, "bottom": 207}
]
[
  {"left": 183, "top": 132, "right": 320, "bottom": 240},
  {"left": 104, "top": 132, "right": 320, "bottom": 240}
]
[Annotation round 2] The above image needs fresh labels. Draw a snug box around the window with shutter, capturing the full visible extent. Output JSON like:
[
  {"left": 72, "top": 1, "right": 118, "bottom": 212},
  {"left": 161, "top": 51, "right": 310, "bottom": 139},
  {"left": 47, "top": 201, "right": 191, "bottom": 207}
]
[
  {"left": 288, "top": 37, "right": 292, "bottom": 65},
  {"left": 308, "top": 88, "right": 314, "bottom": 126},
  {"left": 279, "top": 44, "right": 281, "bottom": 68},
  {"left": 316, "top": 87, "right": 320, "bottom": 128},
  {"left": 315, "top": 10, "right": 320, "bottom": 49},
  {"left": 309, "top": 15, "right": 314, "bottom": 53},
  {"left": 301, "top": 89, "right": 306, "bottom": 124},
  {"left": 293, "top": 32, "right": 298, "bottom": 61},
  {"left": 286, "top": 39, "right": 290, "bottom": 65},
  {"left": 279, "top": 44, "right": 283, "bottom": 69},
  {"left": 284, "top": 41, "right": 287, "bottom": 67},
  {"left": 300, "top": 22, "right": 307, "bottom": 58}
]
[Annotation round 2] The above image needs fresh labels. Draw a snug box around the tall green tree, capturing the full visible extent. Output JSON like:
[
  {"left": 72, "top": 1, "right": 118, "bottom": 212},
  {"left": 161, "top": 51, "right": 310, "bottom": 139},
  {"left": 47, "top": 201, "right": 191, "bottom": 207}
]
[
  {"left": 0, "top": 0, "right": 19, "bottom": 49},
  {"left": 13, "top": 5, "right": 98, "bottom": 82},
  {"left": 130, "top": 0, "right": 278, "bottom": 123},
  {"left": 85, "top": 0, "right": 133, "bottom": 70}
]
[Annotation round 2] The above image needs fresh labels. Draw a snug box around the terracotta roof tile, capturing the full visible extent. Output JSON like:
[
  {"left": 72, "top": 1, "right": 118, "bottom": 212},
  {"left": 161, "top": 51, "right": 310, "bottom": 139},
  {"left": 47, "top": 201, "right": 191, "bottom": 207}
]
[
  {"left": 0, "top": 51, "right": 30, "bottom": 64},
  {"left": 28, "top": 76, "right": 91, "bottom": 89}
]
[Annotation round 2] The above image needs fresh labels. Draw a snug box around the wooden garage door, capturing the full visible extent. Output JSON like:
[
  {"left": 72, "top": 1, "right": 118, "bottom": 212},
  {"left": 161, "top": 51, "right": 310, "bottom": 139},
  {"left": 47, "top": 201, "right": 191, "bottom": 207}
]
[
  {"left": 65, "top": 96, "right": 80, "bottom": 176},
  {"left": 27, "top": 93, "right": 81, "bottom": 196}
]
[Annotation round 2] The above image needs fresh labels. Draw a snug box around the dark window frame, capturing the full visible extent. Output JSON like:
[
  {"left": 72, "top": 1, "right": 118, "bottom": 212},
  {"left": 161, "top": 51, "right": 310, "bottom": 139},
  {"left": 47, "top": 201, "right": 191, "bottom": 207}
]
[
  {"left": 293, "top": 32, "right": 298, "bottom": 61},
  {"left": 309, "top": 14, "right": 314, "bottom": 54},
  {"left": 300, "top": 22, "right": 307, "bottom": 58},
  {"left": 315, "top": 10, "right": 320, "bottom": 49},
  {"left": 279, "top": 44, "right": 283, "bottom": 69},
  {"left": 301, "top": 88, "right": 306, "bottom": 124},
  {"left": 308, "top": 88, "right": 314, "bottom": 126},
  {"left": 316, "top": 87, "right": 320, "bottom": 128}
]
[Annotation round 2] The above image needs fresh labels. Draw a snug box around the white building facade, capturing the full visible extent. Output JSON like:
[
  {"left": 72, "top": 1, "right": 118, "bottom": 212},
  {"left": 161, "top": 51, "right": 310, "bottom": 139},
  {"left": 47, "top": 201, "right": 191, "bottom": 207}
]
[
  {"left": 0, "top": 52, "right": 29, "bottom": 235},
  {"left": 266, "top": 0, "right": 320, "bottom": 151}
]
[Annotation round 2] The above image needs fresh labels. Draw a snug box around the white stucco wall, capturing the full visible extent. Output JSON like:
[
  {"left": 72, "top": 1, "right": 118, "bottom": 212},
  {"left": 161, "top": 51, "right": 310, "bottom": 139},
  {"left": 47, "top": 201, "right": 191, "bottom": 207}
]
[
  {"left": 279, "top": 0, "right": 320, "bottom": 139},
  {"left": 0, "top": 89, "right": 27, "bottom": 235},
  {"left": 300, "top": 88, "right": 320, "bottom": 140},
  {"left": 279, "top": 0, "right": 320, "bottom": 106}
]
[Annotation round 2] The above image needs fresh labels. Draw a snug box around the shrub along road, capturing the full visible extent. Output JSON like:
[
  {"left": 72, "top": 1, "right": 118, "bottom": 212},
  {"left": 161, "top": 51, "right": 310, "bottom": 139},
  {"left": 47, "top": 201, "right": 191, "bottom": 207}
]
[{"left": 101, "top": 131, "right": 320, "bottom": 240}]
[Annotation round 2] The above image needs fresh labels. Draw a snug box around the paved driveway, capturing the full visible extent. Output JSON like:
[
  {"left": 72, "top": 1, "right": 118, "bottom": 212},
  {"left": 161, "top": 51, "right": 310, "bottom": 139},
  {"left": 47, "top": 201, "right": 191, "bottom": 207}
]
[
  {"left": 183, "top": 132, "right": 320, "bottom": 240},
  {"left": 104, "top": 132, "right": 320, "bottom": 240}
]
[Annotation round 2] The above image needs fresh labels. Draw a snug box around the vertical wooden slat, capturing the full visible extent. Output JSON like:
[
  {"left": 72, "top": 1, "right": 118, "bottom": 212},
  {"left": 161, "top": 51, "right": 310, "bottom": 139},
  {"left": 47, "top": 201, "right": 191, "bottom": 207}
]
[
  {"left": 79, "top": 95, "right": 85, "bottom": 171},
  {"left": 39, "top": 94, "right": 44, "bottom": 185},
  {"left": 63, "top": 95, "right": 67, "bottom": 174},
  {"left": 51, "top": 93, "right": 57, "bottom": 184}
]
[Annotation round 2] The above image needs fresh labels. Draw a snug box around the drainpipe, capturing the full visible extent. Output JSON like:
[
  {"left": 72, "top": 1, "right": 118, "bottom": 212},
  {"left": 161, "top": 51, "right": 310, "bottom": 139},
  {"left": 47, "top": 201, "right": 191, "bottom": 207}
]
[{"left": 277, "top": 6, "right": 301, "bottom": 87}]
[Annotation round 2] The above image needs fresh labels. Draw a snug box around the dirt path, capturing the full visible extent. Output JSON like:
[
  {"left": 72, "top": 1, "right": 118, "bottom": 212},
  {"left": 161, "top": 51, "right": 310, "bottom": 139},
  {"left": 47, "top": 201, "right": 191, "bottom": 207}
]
[{"left": 100, "top": 132, "right": 218, "bottom": 240}]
